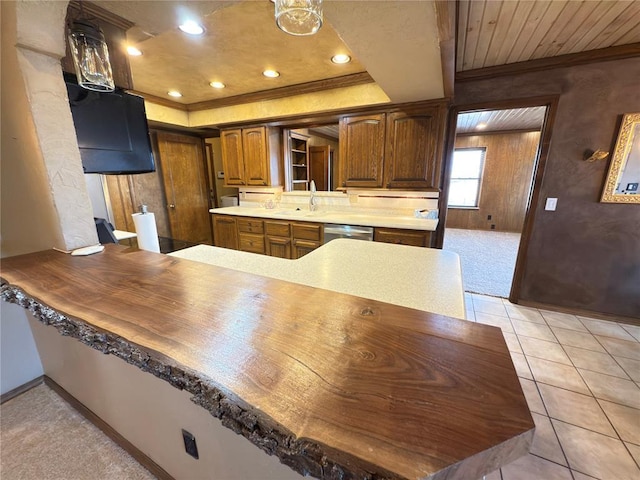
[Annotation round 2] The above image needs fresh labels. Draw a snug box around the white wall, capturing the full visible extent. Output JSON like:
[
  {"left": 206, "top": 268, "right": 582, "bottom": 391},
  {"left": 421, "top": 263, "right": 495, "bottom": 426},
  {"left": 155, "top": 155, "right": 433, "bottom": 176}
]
[{"left": 0, "top": 303, "right": 43, "bottom": 395}]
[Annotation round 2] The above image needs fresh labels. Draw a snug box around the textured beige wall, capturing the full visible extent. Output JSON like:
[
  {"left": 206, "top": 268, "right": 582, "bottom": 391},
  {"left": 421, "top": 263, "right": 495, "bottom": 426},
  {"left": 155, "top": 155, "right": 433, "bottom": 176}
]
[{"left": 1, "top": 0, "right": 98, "bottom": 256}]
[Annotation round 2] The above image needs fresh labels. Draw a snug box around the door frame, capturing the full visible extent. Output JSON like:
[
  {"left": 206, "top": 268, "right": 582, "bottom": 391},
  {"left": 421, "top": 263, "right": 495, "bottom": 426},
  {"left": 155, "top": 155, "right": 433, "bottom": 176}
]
[{"left": 437, "top": 95, "right": 559, "bottom": 303}]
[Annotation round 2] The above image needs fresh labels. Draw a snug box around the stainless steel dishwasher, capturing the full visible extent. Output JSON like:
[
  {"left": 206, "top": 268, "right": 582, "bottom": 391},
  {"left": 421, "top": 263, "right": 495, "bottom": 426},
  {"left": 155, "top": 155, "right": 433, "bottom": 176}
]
[{"left": 323, "top": 224, "right": 374, "bottom": 243}]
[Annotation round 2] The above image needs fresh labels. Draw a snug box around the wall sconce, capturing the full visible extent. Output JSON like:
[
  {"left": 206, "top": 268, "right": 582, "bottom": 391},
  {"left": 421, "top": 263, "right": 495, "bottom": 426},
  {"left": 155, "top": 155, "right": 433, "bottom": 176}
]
[
  {"left": 68, "top": 19, "right": 115, "bottom": 92},
  {"left": 583, "top": 149, "right": 609, "bottom": 162},
  {"left": 275, "top": 0, "right": 323, "bottom": 36}
]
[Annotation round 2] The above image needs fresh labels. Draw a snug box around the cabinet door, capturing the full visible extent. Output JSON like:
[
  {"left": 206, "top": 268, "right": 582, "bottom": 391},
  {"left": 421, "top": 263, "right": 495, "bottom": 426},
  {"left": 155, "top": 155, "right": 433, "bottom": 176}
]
[
  {"left": 339, "top": 114, "right": 386, "bottom": 188},
  {"left": 374, "top": 228, "right": 432, "bottom": 247},
  {"left": 212, "top": 215, "right": 238, "bottom": 250},
  {"left": 266, "top": 236, "right": 292, "bottom": 259},
  {"left": 156, "top": 132, "right": 212, "bottom": 244},
  {"left": 293, "top": 239, "right": 321, "bottom": 259},
  {"left": 221, "top": 129, "right": 246, "bottom": 186},
  {"left": 384, "top": 108, "right": 442, "bottom": 189},
  {"left": 242, "top": 127, "right": 269, "bottom": 186}
]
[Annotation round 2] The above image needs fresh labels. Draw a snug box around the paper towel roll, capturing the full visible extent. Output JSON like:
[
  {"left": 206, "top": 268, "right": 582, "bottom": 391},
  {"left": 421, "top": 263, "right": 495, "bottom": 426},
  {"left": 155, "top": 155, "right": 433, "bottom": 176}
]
[{"left": 132, "top": 212, "right": 160, "bottom": 253}]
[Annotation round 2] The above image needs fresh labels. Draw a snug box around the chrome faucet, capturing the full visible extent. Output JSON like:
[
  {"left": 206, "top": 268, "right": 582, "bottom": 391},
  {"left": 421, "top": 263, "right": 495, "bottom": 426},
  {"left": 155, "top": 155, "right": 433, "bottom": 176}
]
[{"left": 309, "top": 180, "right": 318, "bottom": 211}]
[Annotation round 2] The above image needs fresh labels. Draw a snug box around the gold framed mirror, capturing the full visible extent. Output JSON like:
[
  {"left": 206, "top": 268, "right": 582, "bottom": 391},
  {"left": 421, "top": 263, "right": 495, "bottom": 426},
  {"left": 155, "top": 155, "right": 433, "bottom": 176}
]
[{"left": 601, "top": 112, "right": 640, "bottom": 203}]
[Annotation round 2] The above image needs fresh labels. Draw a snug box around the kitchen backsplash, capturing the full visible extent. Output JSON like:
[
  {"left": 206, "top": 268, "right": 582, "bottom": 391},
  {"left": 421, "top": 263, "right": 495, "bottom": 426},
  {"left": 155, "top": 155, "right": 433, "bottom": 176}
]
[{"left": 236, "top": 187, "right": 439, "bottom": 218}]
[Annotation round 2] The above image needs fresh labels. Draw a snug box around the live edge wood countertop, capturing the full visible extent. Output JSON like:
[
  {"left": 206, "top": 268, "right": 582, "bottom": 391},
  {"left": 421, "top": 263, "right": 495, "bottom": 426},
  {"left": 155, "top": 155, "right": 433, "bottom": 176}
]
[{"left": 0, "top": 244, "right": 534, "bottom": 480}]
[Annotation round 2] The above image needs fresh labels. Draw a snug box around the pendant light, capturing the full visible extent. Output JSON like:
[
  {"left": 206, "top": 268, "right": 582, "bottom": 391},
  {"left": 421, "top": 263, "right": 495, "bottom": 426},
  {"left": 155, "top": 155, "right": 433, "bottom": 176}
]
[
  {"left": 67, "top": 10, "right": 115, "bottom": 92},
  {"left": 275, "top": 0, "right": 323, "bottom": 36}
]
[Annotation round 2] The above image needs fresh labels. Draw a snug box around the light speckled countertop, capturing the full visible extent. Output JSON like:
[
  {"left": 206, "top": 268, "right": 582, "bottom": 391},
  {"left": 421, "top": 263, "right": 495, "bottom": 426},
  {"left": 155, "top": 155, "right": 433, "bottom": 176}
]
[
  {"left": 169, "top": 239, "right": 466, "bottom": 319},
  {"left": 209, "top": 206, "right": 439, "bottom": 231}
]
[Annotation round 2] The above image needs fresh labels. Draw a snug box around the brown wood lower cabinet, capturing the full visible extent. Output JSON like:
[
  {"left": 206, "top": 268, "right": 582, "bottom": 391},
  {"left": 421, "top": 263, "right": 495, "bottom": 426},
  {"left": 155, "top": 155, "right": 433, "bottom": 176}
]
[
  {"left": 374, "top": 227, "right": 432, "bottom": 247},
  {"left": 265, "top": 220, "right": 292, "bottom": 259},
  {"left": 213, "top": 215, "right": 322, "bottom": 259},
  {"left": 212, "top": 215, "right": 238, "bottom": 250}
]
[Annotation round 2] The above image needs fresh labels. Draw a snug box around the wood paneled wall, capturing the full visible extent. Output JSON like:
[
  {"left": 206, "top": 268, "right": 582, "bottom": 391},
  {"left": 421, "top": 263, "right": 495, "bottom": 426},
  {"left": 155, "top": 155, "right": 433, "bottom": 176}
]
[
  {"left": 447, "top": 131, "right": 540, "bottom": 232},
  {"left": 454, "top": 57, "right": 640, "bottom": 319}
]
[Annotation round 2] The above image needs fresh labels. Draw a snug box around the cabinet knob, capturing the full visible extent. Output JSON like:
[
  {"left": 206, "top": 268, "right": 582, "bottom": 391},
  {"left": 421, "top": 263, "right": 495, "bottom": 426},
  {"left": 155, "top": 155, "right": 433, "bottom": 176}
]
[{"left": 169, "top": 204, "right": 176, "bottom": 209}]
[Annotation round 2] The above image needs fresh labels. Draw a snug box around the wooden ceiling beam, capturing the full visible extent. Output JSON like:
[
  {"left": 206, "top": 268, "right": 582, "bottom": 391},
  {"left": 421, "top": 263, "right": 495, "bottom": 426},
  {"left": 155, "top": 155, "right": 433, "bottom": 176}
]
[{"left": 456, "top": 43, "right": 640, "bottom": 82}]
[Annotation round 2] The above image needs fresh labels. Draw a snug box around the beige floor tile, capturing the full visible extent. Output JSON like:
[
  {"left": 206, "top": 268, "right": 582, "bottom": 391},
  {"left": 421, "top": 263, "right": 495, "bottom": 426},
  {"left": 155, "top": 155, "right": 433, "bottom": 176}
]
[
  {"left": 538, "top": 383, "right": 616, "bottom": 437},
  {"left": 581, "top": 318, "right": 637, "bottom": 341},
  {"left": 519, "top": 336, "right": 571, "bottom": 365},
  {"left": 579, "top": 369, "right": 640, "bottom": 410},
  {"left": 620, "top": 323, "right": 640, "bottom": 342},
  {"left": 500, "top": 453, "right": 572, "bottom": 480},
  {"left": 475, "top": 312, "right": 514, "bottom": 333},
  {"left": 502, "top": 331, "right": 522, "bottom": 354},
  {"left": 530, "top": 412, "right": 567, "bottom": 465},
  {"left": 551, "top": 327, "right": 606, "bottom": 353},
  {"left": 510, "top": 352, "right": 533, "bottom": 380},
  {"left": 626, "top": 442, "right": 640, "bottom": 466},
  {"left": 564, "top": 345, "right": 629, "bottom": 379},
  {"left": 519, "top": 378, "right": 546, "bottom": 415},
  {"left": 596, "top": 336, "right": 640, "bottom": 360},
  {"left": 527, "top": 357, "right": 590, "bottom": 395},
  {"left": 552, "top": 420, "right": 640, "bottom": 480},
  {"left": 512, "top": 320, "right": 557, "bottom": 342},
  {"left": 505, "top": 305, "right": 546, "bottom": 324},
  {"left": 472, "top": 293, "right": 504, "bottom": 304},
  {"left": 571, "top": 472, "right": 597, "bottom": 480},
  {"left": 598, "top": 400, "right": 640, "bottom": 445},
  {"left": 479, "top": 469, "right": 501, "bottom": 480},
  {"left": 473, "top": 299, "right": 509, "bottom": 317},
  {"left": 541, "top": 312, "right": 588, "bottom": 332},
  {"left": 615, "top": 356, "right": 640, "bottom": 382}
]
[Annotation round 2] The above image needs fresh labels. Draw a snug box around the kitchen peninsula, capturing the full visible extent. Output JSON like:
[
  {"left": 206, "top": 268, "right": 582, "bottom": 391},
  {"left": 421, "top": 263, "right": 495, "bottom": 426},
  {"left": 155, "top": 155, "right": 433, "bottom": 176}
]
[{"left": 0, "top": 241, "right": 534, "bottom": 480}]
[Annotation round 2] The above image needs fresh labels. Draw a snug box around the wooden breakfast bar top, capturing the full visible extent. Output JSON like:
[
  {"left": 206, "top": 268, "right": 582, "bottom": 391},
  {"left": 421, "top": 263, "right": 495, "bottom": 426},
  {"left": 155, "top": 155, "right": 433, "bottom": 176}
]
[{"left": 0, "top": 245, "right": 534, "bottom": 480}]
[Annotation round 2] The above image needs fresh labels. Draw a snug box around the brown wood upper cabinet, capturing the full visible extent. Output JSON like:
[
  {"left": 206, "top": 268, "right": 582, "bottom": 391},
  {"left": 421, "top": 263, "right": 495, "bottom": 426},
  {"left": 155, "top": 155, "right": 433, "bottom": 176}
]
[
  {"left": 339, "top": 113, "right": 386, "bottom": 188},
  {"left": 221, "top": 127, "right": 282, "bottom": 187},
  {"left": 339, "top": 103, "right": 446, "bottom": 190},
  {"left": 385, "top": 107, "right": 443, "bottom": 189}
]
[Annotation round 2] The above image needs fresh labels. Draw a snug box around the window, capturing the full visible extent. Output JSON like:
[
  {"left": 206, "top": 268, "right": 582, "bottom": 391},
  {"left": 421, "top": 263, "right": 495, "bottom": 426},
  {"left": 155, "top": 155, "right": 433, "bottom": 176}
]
[{"left": 447, "top": 148, "right": 486, "bottom": 208}]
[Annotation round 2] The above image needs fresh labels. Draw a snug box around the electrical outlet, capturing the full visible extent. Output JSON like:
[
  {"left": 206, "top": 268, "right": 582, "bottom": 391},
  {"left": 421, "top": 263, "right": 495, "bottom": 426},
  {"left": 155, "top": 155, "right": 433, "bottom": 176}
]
[
  {"left": 182, "top": 429, "right": 199, "bottom": 459},
  {"left": 490, "top": 224, "right": 496, "bottom": 230},
  {"left": 487, "top": 214, "right": 492, "bottom": 220},
  {"left": 216, "top": 171, "right": 225, "bottom": 179}
]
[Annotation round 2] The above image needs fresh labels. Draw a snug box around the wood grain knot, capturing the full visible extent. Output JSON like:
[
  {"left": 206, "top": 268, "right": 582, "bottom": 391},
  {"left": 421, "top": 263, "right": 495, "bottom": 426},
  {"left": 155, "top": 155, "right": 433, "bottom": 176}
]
[
  {"left": 358, "top": 350, "right": 376, "bottom": 361},
  {"left": 360, "top": 307, "right": 375, "bottom": 316}
]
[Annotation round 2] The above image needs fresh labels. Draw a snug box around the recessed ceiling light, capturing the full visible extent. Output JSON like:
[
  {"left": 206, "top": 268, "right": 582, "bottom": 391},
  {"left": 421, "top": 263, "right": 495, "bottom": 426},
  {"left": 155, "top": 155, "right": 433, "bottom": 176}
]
[
  {"left": 210, "top": 81, "right": 226, "bottom": 89},
  {"left": 126, "top": 46, "right": 142, "bottom": 56},
  {"left": 263, "top": 69, "right": 280, "bottom": 78},
  {"left": 476, "top": 123, "right": 488, "bottom": 130},
  {"left": 179, "top": 20, "right": 204, "bottom": 35},
  {"left": 167, "top": 90, "right": 183, "bottom": 98},
  {"left": 331, "top": 54, "right": 351, "bottom": 64}
]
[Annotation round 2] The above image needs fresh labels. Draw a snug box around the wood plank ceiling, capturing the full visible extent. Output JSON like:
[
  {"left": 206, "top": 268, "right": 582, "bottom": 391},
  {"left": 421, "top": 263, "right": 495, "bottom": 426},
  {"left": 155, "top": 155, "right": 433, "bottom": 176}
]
[
  {"left": 457, "top": 0, "right": 640, "bottom": 72},
  {"left": 456, "top": 107, "right": 546, "bottom": 134}
]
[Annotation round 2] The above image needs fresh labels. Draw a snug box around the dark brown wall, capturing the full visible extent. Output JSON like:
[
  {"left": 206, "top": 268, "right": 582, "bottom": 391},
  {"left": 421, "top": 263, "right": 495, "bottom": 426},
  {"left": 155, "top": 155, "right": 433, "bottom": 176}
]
[
  {"left": 447, "top": 131, "right": 539, "bottom": 232},
  {"left": 454, "top": 57, "right": 640, "bottom": 319}
]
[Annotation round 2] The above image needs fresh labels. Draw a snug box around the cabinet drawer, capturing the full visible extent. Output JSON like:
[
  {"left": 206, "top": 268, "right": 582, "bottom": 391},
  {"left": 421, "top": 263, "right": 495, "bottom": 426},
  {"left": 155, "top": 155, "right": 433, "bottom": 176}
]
[
  {"left": 237, "top": 218, "right": 264, "bottom": 234},
  {"left": 292, "top": 222, "right": 322, "bottom": 242},
  {"left": 265, "top": 221, "right": 291, "bottom": 237},
  {"left": 238, "top": 232, "right": 265, "bottom": 254},
  {"left": 374, "top": 228, "right": 431, "bottom": 247}
]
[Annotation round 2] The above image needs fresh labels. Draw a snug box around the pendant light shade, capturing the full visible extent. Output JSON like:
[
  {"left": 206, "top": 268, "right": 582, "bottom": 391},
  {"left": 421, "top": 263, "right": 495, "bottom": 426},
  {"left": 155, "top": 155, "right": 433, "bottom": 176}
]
[
  {"left": 275, "top": 0, "right": 323, "bottom": 36},
  {"left": 68, "top": 20, "right": 115, "bottom": 92}
]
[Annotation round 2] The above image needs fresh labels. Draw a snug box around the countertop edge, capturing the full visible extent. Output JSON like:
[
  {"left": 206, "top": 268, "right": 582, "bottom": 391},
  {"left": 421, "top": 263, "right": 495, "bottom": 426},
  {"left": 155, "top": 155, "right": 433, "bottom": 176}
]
[{"left": 209, "top": 207, "right": 439, "bottom": 231}]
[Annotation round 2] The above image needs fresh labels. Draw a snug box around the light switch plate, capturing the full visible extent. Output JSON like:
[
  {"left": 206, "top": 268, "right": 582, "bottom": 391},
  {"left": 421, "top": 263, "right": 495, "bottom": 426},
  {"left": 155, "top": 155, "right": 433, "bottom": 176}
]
[
  {"left": 216, "top": 171, "right": 225, "bottom": 179},
  {"left": 545, "top": 197, "right": 558, "bottom": 211}
]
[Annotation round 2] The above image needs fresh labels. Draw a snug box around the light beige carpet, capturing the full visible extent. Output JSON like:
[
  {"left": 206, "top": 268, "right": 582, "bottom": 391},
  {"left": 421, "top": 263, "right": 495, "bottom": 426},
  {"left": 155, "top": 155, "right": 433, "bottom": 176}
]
[{"left": 0, "top": 384, "right": 156, "bottom": 480}]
